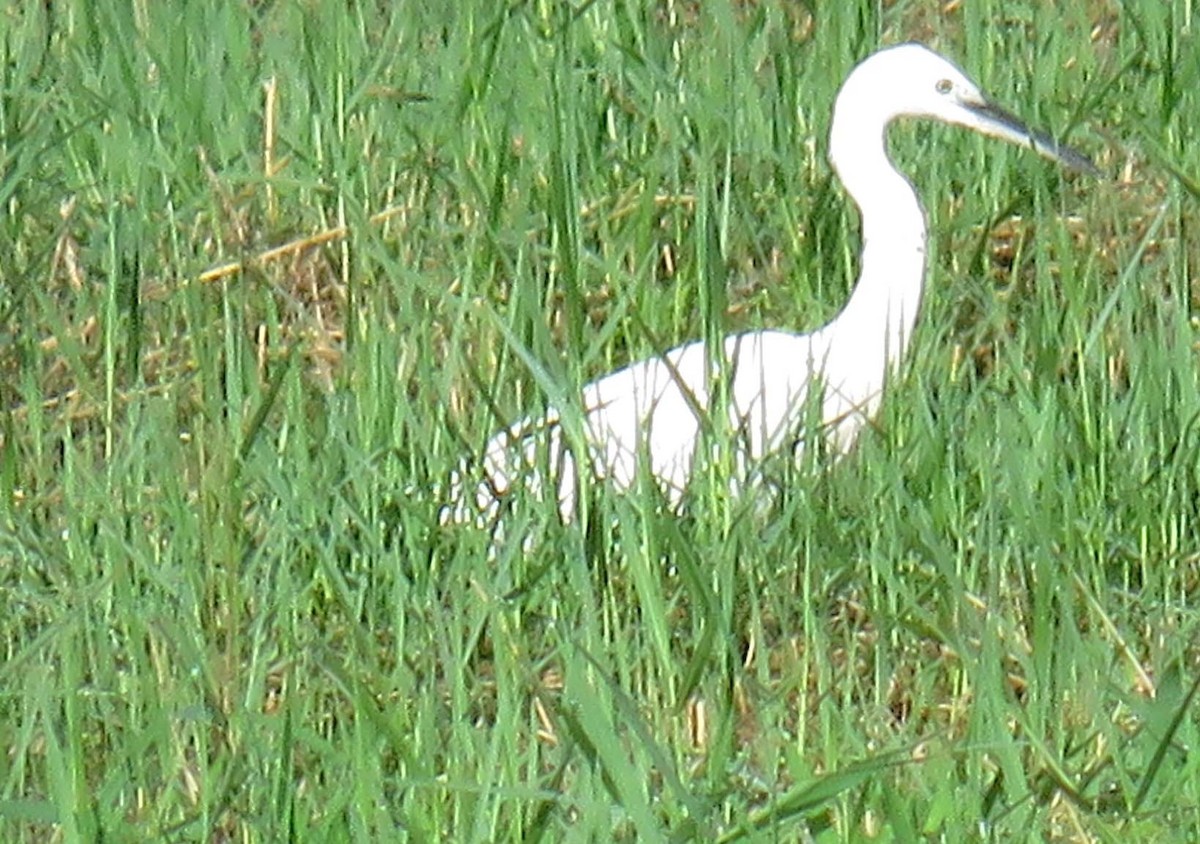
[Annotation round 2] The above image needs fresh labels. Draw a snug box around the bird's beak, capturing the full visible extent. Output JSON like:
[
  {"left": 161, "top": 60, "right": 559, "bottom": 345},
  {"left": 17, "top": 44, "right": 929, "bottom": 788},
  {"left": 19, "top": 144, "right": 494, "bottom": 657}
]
[{"left": 965, "top": 97, "right": 1099, "bottom": 176}]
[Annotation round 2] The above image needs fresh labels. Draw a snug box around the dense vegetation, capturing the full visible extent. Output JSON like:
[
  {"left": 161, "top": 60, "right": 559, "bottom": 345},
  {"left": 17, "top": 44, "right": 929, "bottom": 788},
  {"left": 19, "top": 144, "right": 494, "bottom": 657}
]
[{"left": 2, "top": 1, "right": 1198, "bottom": 840}]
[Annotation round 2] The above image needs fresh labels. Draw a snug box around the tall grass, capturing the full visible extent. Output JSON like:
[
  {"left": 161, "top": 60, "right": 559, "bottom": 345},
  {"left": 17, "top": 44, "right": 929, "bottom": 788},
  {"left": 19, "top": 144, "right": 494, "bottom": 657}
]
[{"left": 2, "top": 0, "right": 1199, "bottom": 840}]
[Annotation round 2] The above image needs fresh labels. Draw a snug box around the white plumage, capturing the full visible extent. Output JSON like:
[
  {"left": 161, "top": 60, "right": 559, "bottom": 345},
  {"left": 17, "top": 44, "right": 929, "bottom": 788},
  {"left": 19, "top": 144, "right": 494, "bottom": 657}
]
[{"left": 450, "top": 43, "right": 1094, "bottom": 523}]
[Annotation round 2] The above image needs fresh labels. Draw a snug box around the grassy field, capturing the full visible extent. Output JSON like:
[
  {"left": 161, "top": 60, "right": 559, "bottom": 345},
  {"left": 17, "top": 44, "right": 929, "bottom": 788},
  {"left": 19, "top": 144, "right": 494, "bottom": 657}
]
[{"left": 2, "top": 0, "right": 1199, "bottom": 840}]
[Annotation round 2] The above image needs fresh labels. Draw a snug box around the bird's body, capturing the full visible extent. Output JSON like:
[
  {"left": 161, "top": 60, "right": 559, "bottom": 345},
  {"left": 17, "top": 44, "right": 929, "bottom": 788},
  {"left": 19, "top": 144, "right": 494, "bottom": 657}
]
[{"left": 451, "top": 43, "right": 1094, "bottom": 522}]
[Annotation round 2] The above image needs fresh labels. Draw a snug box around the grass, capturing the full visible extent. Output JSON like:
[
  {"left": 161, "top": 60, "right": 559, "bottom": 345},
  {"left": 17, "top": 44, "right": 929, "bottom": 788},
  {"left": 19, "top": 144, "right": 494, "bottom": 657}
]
[{"left": 2, "top": 0, "right": 1199, "bottom": 840}]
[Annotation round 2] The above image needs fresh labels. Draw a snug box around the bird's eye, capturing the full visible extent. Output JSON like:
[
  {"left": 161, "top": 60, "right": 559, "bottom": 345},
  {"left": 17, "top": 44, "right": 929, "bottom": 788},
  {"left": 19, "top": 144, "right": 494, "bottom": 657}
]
[{"left": 935, "top": 78, "right": 953, "bottom": 94}]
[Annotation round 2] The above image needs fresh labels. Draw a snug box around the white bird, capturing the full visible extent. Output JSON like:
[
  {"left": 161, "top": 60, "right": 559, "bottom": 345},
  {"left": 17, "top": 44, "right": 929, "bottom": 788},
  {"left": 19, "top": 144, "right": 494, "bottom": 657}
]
[{"left": 450, "top": 42, "right": 1095, "bottom": 523}]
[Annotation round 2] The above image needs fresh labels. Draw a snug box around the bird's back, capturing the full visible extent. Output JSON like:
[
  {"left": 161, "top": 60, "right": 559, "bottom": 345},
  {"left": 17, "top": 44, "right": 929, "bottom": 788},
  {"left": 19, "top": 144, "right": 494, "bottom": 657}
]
[{"left": 464, "top": 326, "right": 877, "bottom": 520}]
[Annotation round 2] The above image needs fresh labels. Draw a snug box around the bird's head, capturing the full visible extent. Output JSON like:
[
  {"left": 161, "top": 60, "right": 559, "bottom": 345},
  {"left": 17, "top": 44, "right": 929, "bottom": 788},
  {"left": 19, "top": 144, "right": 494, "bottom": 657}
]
[{"left": 835, "top": 42, "right": 1096, "bottom": 174}]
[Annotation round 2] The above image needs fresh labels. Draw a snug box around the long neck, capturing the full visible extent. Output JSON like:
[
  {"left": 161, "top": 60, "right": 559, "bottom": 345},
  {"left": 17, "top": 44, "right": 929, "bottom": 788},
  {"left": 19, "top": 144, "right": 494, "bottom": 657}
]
[{"left": 825, "top": 112, "right": 928, "bottom": 376}]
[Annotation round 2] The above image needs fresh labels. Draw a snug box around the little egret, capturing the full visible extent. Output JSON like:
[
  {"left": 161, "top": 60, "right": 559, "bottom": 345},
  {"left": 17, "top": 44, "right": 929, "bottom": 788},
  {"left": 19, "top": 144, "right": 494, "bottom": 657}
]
[{"left": 450, "top": 42, "right": 1095, "bottom": 523}]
